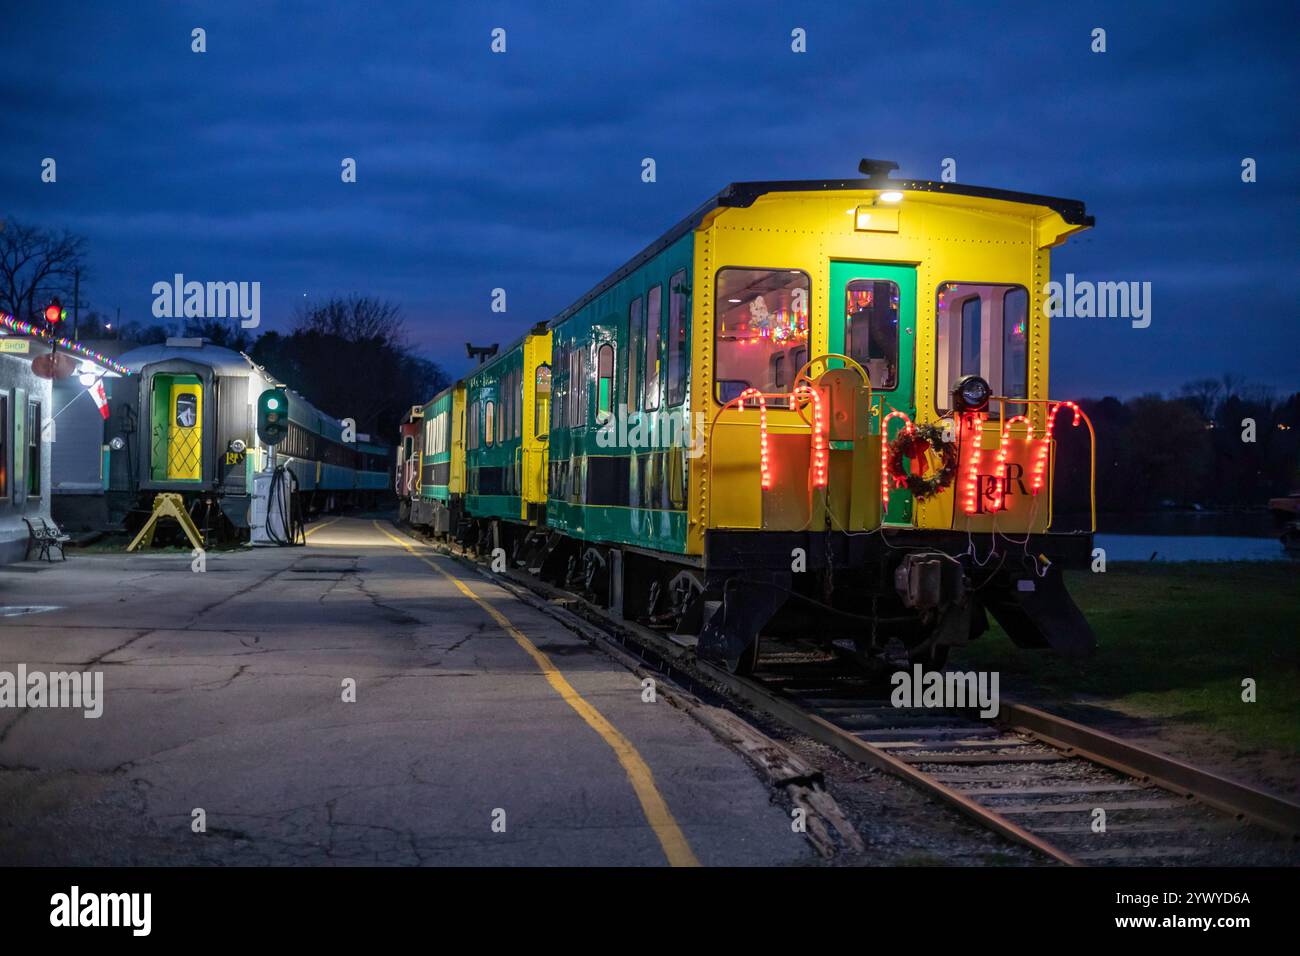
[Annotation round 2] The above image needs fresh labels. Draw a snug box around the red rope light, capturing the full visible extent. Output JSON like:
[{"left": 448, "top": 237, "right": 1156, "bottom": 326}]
[
  {"left": 960, "top": 411, "right": 987, "bottom": 515},
  {"left": 1032, "top": 401, "right": 1082, "bottom": 494},
  {"left": 738, "top": 388, "right": 771, "bottom": 489},
  {"left": 880, "top": 409, "right": 914, "bottom": 508},
  {"left": 793, "top": 383, "right": 827, "bottom": 488},
  {"left": 991, "top": 414, "right": 1033, "bottom": 510}
]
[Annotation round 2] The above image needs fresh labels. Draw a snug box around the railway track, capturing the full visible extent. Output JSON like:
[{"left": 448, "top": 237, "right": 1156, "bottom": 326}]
[
  {"left": 409, "top": 528, "right": 1300, "bottom": 866},
  {"left": 718, "top": 652, "right": 1300, "bottom": 866}
]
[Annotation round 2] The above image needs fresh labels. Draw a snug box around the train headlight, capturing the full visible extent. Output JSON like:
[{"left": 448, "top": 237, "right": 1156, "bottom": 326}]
[
  {"left": 109, "top": 436, "right": 126, "bottom": 451},
  {"left": 229, "top": 439, "right": 247, "bottom": 453},
  {"left": 953, "top": 375, "right": 991, "bottom": 412},
  {"left": 878, "top": 190, "right": 904, "bottom": 203}
]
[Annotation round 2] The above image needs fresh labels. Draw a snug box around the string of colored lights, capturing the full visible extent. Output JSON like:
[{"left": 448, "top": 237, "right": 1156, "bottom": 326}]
[{"left": 0, "top": 312, "right": 133, "bottom": 375}]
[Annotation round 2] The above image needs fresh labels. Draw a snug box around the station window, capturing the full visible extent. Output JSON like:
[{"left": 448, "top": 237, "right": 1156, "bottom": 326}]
[
  {"left": 935, "top": 282, "right": 1031, "bottom": 416},
  {"left": 595, "top": 343, "right": 615, "bottom": 423},
  {"left": 843, "top": 279, "right": 900, "bottom": 390},
  {"left": 27, "top": 401, "right": 41, "bottom": 497},
  {"left": 714, "top": 268, "right": 811, "bottom": 404},
  {"left": 535, "top": 364, "right": 551, "bottom": 438},
  {"left": 0, "top": 395, "right": 7, "bottom": 500},
  {"left": 667, "top": 269, "right": 689, "bottom": 406},
  {"left": 627, "top": 296, "right": 642, "bottom": 412},
  {"left": 643, "top": 285, "right": 662, "bottom": 411}
]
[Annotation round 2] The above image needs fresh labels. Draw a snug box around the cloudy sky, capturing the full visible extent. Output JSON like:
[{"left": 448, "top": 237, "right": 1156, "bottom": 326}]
[{"left": 3, "top": 0, "right": 1296, "bottom": 398}]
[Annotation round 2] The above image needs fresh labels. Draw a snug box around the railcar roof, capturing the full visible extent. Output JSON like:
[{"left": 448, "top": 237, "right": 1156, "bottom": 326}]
[{"left": 547, "top": 174, "right": 1092, "bottom": 330}]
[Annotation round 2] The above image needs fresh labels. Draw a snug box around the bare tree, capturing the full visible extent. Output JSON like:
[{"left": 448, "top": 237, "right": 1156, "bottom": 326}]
[
  {"left": 1180, "top": 378, "right": 1223, "bottom": 421},
  {"left": 292, "top": 294, "right": 406, "bottom": 347},
  {"left": 0, "top": 218, "right": 88, "bottom": 322}
]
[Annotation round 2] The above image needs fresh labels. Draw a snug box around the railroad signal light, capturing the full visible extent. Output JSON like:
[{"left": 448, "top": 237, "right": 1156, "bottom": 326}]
[
  {"left": 257, "top": 388, "right": 289, "bottom": 445},
  {"left": 44, "top": 298, "right": 64, "bottom": 324}
]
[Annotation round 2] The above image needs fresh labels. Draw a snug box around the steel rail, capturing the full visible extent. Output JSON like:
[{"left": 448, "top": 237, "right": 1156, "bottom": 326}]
[{"left": 998, "top": 702, "right": 1300, "bottom": 840}]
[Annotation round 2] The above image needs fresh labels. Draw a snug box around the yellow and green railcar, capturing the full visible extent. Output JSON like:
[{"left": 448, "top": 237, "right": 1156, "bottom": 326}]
[
  {"left": 418, "top": 160, "right": 1101, "bottom": 673},
  {"left": 459, "top": 325, "right": 552, "bottom": 550}
]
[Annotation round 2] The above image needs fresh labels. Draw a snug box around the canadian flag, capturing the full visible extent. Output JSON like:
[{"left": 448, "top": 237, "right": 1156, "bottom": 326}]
[{"left": 89, "top": 380, "right": 109, "bottom": 420}]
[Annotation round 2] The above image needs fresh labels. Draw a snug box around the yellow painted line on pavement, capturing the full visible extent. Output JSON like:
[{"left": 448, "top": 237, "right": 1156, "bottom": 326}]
[
  {"left": 372, "top": 521, "right": 700, "bottom": 867},
  {"left": 304, "top": 518, "right": 340, "bottom": 538}
]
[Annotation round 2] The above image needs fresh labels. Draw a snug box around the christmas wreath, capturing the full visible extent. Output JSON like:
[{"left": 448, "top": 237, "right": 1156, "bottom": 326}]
[{"left": 886, "top": 421, "right": 959, "bottom": 500}]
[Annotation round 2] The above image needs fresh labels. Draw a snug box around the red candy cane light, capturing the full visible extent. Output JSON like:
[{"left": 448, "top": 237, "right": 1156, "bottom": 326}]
[
  {"left": 879, "top": 409, "right": 914, "bottom": 508},
  {"left": 738, "top": 388, "right": 771, "bottom": 489},
  {"left": 960, "top": 411, "right": 987, "bottom": 515},
  {"left": 1031, "top": 401, "right": 1082, "bottom": 494},
  {"left": 991, "top": 414, "right": 1034, "bottom": 511},
  {"left": 793, "top": 383, "right": 827, "bottom": 488}
]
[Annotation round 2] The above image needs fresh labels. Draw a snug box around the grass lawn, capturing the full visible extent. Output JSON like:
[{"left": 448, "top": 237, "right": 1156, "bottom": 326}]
[{"left": 958, "top": 562, "right": 1300, "bottom": 754}]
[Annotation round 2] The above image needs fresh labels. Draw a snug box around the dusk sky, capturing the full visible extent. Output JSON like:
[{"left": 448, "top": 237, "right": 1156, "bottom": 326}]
[{"left": 3, "top": 0, "right": 1296, "bottom": 398}]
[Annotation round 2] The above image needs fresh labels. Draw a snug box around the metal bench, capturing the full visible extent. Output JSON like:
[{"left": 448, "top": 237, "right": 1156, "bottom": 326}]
[{"left": 23, "top": 517, "right": 70, "bottom": 562}]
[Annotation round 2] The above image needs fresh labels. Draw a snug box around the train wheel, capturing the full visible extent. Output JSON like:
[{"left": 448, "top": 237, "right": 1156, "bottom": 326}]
[
  {"left": 904, "top": 633, "right": 950, "bottom": 670},
  {"left": 581, "top": 548, "right": 608, "bottom": 602},
  {"left": 667, "top": 571, "right": 704, "bottom": 634}
]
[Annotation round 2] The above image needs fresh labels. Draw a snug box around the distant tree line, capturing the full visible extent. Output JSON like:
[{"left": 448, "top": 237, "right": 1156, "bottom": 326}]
[{"left": 1055, "top": 378, "right": 1300, "bottom": 513}]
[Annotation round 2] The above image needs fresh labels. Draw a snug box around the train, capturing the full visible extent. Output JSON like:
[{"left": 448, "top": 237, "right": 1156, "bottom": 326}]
[
  {"left": 398, "top": 160, "right": 1100, "bottom": 673},
  {"left": 106, "top": 337, "right": 390, "bottom": 540}
]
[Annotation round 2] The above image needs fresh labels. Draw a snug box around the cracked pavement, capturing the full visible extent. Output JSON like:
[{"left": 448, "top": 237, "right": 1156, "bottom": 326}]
[{"left": 0, "top": 517, "right": 810, "bottom": 866}]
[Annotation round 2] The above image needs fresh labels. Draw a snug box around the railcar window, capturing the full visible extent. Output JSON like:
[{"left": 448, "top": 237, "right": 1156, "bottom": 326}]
[
  {"left": 935, "top": 282, "right": 1030, "bottom": 416},
  {"left": 644, "top": 285, "right": 662, "bottom": 411},
  {"left": 568, "top": 346, "right": 582, "bottom": 427},
  {"left": 772, "top": 354, "right": 787, "bottom": 390},
  {"left": 1003, "top": 288, "right": 1029, "bottom": 405},
  {"left": 627, "top": 297, "right": 642, "bottom": 412},
  {"left": 468, "top": 400, "right": 479, "bottom": 450},
  {"left": 844, "top": 279, "right": 900, "bottom": 390},
  {"left": 714, "top": 268, "right": 811, "bottom": 404},
  {"left": 515, "top": 367, "right": 523, "bottom": 438},
  {"left": 535, "top": 364, "right": 551, "bottom": 438},
  {"left": 596, "top": 343, "right": 615, "bottom": 423},
  {"left": 508, "top": 368, "right": 517, "bottom": 439},
  {"left": 497, "top": 387, "right": 505, "bottom": 445},
  {"left": 960, "top": 297, "right": 982, "bottom": 377},
  {"left": 552, "top": 346, "right": 564, "bottom": 432},
  {"left": 667, "top": 269, "right": 689, "bottom": 405},
  {"left": 485, "top": 400, "right": 496, "bottom": 446}
]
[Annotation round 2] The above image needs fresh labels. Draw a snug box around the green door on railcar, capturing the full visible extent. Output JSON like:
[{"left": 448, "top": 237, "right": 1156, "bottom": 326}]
[{"left": 828, "top": 261, "right": 917, "bottom": 526}]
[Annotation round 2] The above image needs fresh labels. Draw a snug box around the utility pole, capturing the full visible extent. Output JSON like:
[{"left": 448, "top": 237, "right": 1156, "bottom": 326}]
[{"left": 73, "top": 266, "right": 80, "bottom": 339}]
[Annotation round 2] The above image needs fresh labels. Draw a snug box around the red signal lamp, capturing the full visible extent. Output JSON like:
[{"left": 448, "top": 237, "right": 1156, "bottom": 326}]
[{"left": 44, "top": 300, "right": 65, "bottom": 324}]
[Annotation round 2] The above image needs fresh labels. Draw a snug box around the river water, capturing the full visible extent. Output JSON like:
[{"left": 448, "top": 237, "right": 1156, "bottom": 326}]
[{"left": 1068, "top": 510, "right": 1294, "bottom": 562}]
